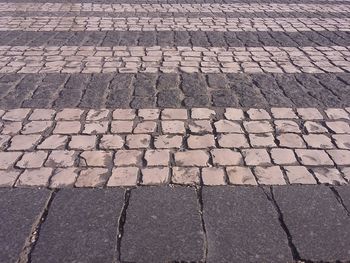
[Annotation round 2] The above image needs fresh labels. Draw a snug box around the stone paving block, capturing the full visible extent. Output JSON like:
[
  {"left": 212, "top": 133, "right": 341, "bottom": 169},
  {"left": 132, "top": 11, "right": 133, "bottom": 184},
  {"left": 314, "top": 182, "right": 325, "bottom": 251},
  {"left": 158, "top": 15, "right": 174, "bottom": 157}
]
[
  {"left": 0, "top": 135, "right": 10, "bottom": 149},
  {"left": 162, "top": 120, "right": 186, "bottom": 134},
  {"left": 1, "top": 122, "right": 22, "bottom": 135},
  {"left": 202, "top": 167, "right": 226, "bottom": 185},
  {"left": 8, "top": 134, "right": 41, "bottom": 151},
  {"left": 0, "top": 188, "right": 50, "bottom": 263},
  {"left": 247, "top": 109, "right": 271, "bottom": 120},
  {"left": 114, "top": 150, "right": 143, "bottom": 166},
  {"left": 16, "top": 151, "right": 48, "bottom": 168},
  {"left": 297, "top": 108, "right": 323, "bottom": 120},
  {"left": 214, "top": 120, "right": 243, "bottom": 133},
  {"left": 75, "top": 168, "right": 109, "bottom": 187},
  {"left": 249, "top": 133, "right": 276, "bottom": 147},
  {"left": 335, "top": 186, "right": 350, "bottom": 214},
  {"left": 332, "top": 134, "right": 350, "bottom": 149},
  {"left": 121, "top": 187, "right": 203, "bottom": 262},
  {"left": 271, "top": 108, "right": 297, "bottom": 119},
  {"left": 243, "top": 120, "right": 273, "bottom": 133},
  {"left": 126, "top": 134, "right": 151, "bottom": 148},
  {"left": 254, "top": 166, "right": 286, "bottom": 185},
  {"left": 0, "top": 152, "right": 22, "bottom": 169},
  {"left": 83, "top": 121, "right": 108, "bottom": 134},
  {"left": 108, "top": 167, "right": 139, "bottom": 186},
  {"left": 327, "top": 149, "right": 350, "bottom": 165},
  {"left": 56, "top": 109, "right": 84, "bottom": 121},
  {"left": 161, "top": 109, "right": 188, "bottom": 120},
  {"left": 304, "top": 121, "right": 328, "bottom": 133},
  {"left": 113, "top": 109, "right": 135, "bottom": 120},
  {"left": 69, "top": 135, "right": 96, "bottom": 150},
  {"left": 22, "top": 121, "right": 53, "bottom": 134},
  {"left": 325, "top": 108, "right": 350, "bottom": 120},
  {"left": 271, "top": 148, "right": 298, "bottom": 165},
  {"left": 189, "top": 120, "right": 212, "bottom": 133},
  {"left": 54, "top": 121, "right": 81, "bottom": 134},
  {"left": 277, "top": 133, "right": 306, "bottom": 148},
  {"left": 284, "top": 166, "right": 317, "bottom": 184},
  {"left": 38, "top": 135, "right": 68, "bottom": 150},
  {"left": 242, "top": 149, "right": 271, "bottom": 166},
  {"left": 80, "top": 151, "right": 112, "bottom": 167},
  {"left": 100, "top": 135, "right": 124, "bottom": 149},
  {"left": 303, "top": 134, "right": 334, "bottom": 149},
  {"left": 0, "top": 170, "right": 21, "bottom": 187},
  {"left": 45, "top": 150, "right": 78, "bottom": 167},
  {"left": 144, "top": 149, "right": 170, "bottom": 166},
  {"left": 312, "top": 167, "right": 347, "bottom": 185},
  {"left": 86, "top": 109, "right": 109, "bottom": 121},
  {"left": 31, "top": 189, "right": 124, "bottom": 263},
  {"left": 340, "top": 167, "right": 350, "bottom": 182},
  {"left": 111, "top": 120, "right": 134, "bottom": 133},
  {"left": 141, "top": 167, "right": 169, "bottom": 185},
  {"left": 191, "top": 108, "right": 215, "bottom": 119},
  {"left": 226, "top": 166, "right": 257, "bottom": 185},
  {"left": 218, "top": 134, "right": 249, "bottom": 148},
  {"left": 296, "top": 149, "right": 334, "bottom": 166},
  {"left": 174, "top": 150, "right": 209, "bottom": 166},
  {"left": 202, "top": 187, "right": 292, "bottom": 262},
  {"left": 326, "top": 121, "right": 350, "bottom": 134},
  {"left": 187, "top": 134, "right": 215, "bottom": 149},
  {"left": 275, "top": 120, "right": 301, "bottom": 133},
  {"left": 273, "top": 186, "right": 350, "bottom": 261},
  {"left": 50, "top": 167, "right": 79, "bottom": 188},
  {"left": 171, "top": 167, "right": 200, "bottom": 185},
  {"left": 2, "top": 109, "right": 30, "bottom": 121},
  {"left": 29, "top": 109, "right": 55, "bottom": 121},
  {"left": 211, "top": 149, "right": 243, "bottom": 166},
  {"left": 154, "top": 135, "right": 183, "bottom": 148},
  {"left": 133, "top": 121, "right": 157, "bottom": 133},
  {"left": 224, "top": 108, "right": 244, "bottom": 120},
  {"left": 16, "top": 167, "right": 53, "bottom": 187},
  {"left": 138, "top": 109, "right": 160, "bottom": 120}
]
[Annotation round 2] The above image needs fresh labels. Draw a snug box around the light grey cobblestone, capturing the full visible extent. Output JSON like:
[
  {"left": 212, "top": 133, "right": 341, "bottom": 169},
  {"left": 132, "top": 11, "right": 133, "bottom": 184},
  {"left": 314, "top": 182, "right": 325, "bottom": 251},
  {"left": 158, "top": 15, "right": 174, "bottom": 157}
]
[
  {"left": 1, "top": 3, "right": 349, "bottom": 13},
  {"left": 1, "top": 17, "right": 350, "bottom": 32},
  {"left": 0, "top": 45, "right": 350, "bottom": 74},
  {"left": 0, "top": 107, "right": 349, "bottom": 187}
]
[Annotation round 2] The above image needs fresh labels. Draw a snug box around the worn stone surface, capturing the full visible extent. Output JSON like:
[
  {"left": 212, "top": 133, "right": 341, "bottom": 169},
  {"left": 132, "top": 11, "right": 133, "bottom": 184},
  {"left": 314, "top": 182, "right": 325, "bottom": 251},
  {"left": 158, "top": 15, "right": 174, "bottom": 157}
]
[
  {"left": 274, "top": 186, "right": 350, "bottom": 261},
  {"left": 0, "top": 188, "right": 50, "bottom": 263},
  {"left": 31, "top": 189, "right": 124, "bottom": 263},
  {"left": 202, "top": 187, "right": 292, "bottom": 262},
  {"left": 121, "top": 187, "right": 204, "bottom": 262}
]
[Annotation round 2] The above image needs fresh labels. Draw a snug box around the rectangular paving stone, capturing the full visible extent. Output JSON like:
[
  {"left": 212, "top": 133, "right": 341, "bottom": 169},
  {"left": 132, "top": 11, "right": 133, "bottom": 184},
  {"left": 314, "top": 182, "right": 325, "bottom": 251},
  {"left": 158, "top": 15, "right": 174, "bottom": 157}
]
[
  {"left": 0, "top": 188, "right": 51, "bottom": 263},
  {"left": 273, "top": 185, "right": 350, "bottom": 261},
  {"left": 202, "top": 186, "right": 293, "bottom": 262},
  {"left": 31, "top": 189, "right": 125, "bottom": 263},
  {"left": 121, "top": 186, "right": 204, "bottom": 262}
]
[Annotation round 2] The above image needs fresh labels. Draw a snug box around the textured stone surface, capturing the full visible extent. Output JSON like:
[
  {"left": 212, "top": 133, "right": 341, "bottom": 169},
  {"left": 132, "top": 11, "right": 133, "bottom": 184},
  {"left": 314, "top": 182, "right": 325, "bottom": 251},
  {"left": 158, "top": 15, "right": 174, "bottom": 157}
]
[
  {"left": 274, "top": 186, "right": 350, "bottom": 261},
  {"left": 202, "top": 187, "right": 292, "bottom": 262},
  {"left": 0, "top": 188, "right": 50, "bottom": 263},
  {"left": 121, "top": 187, "right": 204, "bottom": 262},
  {"left": 31, "top": 189, "right": 124, "bottom": 263}
]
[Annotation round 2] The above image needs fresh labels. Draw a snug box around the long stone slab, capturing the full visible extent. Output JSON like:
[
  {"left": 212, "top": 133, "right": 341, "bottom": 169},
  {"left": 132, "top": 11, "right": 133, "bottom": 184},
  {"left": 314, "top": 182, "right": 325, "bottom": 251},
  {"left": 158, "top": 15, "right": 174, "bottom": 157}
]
[
  {"left": 202, "top": 186, "right": 293, "bottom": 262},
  {"left": 120, "top": 186, "right": 204, "bottom": 262},
  {"left": 273, "top": 185, "right": 350, "bottom": 261},
  {"left": 30, "top": 188, "right": 125, "bottom": 263},
  {"left": 0, "top": 188, "right": 51, "bottom": 263}
]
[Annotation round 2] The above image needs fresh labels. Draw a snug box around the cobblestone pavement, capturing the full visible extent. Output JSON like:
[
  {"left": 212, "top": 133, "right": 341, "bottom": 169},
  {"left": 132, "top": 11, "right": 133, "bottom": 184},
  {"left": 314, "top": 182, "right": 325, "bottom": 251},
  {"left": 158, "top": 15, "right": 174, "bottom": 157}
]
[{"left": 1, "top": 0, "right": 350, "bottom": 261}]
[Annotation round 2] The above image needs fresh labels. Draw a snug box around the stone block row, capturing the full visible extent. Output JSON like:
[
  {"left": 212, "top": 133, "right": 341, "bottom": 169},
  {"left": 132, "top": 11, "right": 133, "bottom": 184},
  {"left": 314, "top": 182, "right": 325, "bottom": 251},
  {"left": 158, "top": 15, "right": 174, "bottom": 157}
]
[
  {"left": 1, "top": 45, "right": 349, "bottom": 74},
  {"left": 0, "top": 107, "right": 349, "bottom": 187},
  {"left": 0, "top": 3, "right": 349, "bottom": 13},
  {"left": 1, "top": 17, "right": 349, "bottom": 32}
]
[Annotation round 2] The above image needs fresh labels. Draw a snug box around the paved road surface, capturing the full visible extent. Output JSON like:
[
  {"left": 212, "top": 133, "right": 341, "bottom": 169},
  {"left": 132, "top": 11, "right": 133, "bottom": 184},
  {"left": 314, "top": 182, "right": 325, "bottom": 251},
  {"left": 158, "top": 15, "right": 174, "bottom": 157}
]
[{"left": 0, "top": 0, "right": 350, "bottom": 261}]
